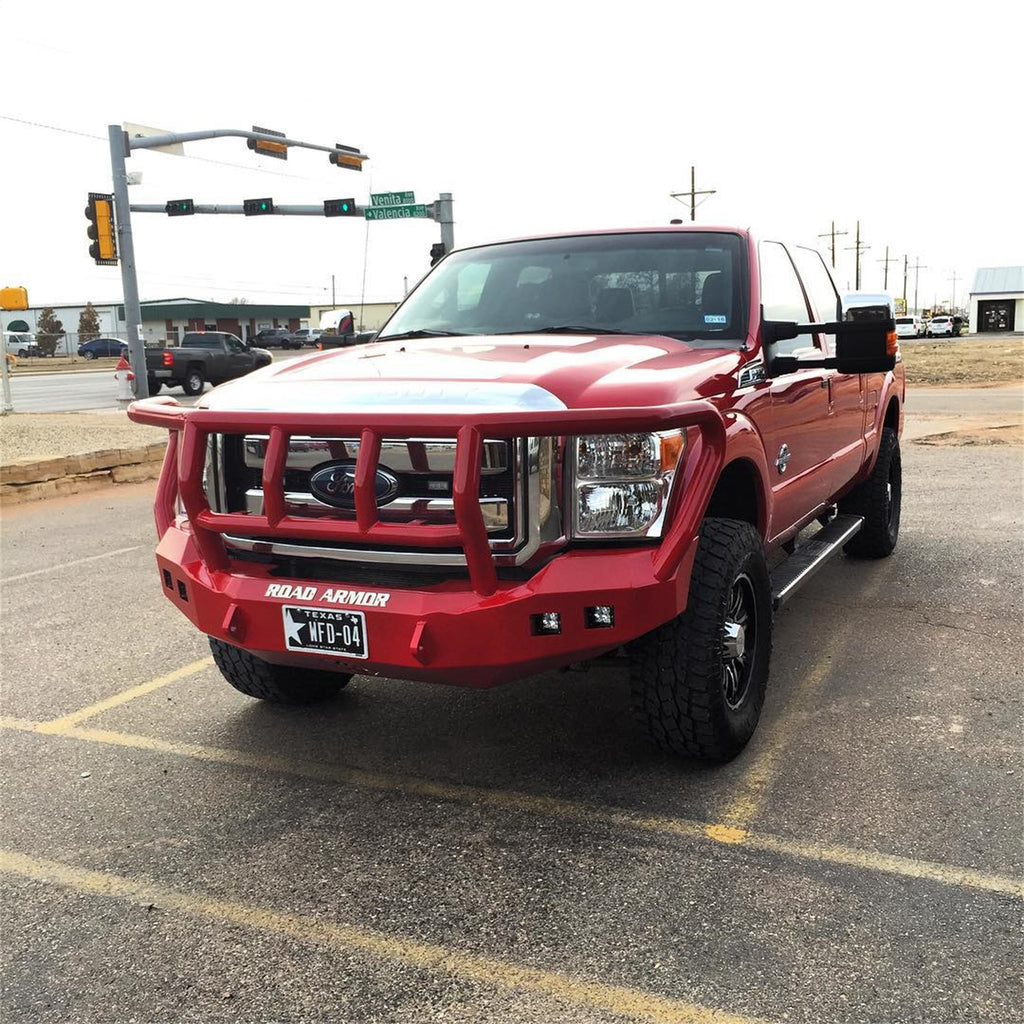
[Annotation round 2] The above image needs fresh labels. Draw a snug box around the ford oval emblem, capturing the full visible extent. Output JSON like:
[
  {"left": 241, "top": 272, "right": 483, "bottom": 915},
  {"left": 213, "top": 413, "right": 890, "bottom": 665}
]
[{"left": 308, "top": 461, "right": 400, "bottom": 509}]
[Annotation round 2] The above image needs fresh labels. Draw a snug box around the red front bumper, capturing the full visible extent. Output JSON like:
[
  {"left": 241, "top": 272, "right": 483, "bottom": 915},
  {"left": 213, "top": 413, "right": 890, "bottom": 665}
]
[
  {"left": 130, "top": 395, "right": 726, "bottom": 686},
  {"left": 156, "top": 523, "right": 700, "bottom": 686}
]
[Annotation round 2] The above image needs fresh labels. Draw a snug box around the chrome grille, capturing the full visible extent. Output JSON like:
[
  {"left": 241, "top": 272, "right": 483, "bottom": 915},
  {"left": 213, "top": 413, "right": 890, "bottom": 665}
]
[{"left": 206, "top": 434, "right": 564, "bottom": 569}]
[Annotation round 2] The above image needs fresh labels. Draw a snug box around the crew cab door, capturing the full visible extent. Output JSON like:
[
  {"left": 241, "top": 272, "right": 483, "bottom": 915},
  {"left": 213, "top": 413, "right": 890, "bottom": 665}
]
[
  {"left": 788, "top": 245, "right": 866, "bottom": 498},
  {"left": 758, "top": 241, "right": 835, "bottom": 538},
  {"left": 221, "top": 334, "right": 251, "bottom": 382}
]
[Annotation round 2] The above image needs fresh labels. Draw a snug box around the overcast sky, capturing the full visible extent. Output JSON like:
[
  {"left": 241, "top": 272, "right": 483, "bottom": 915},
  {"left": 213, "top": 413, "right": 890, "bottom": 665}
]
[{"left": 2, "top": 0, "right": 1020, "bottom": 318}]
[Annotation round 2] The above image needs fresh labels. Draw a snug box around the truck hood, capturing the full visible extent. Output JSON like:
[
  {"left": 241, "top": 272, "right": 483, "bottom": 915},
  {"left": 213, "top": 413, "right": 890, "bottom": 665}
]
[{"left": 198, "top": 334, "right": 746, "bottom": 413}]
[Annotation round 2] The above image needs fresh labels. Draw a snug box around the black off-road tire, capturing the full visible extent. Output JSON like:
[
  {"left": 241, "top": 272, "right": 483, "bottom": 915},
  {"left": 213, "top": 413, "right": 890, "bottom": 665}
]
[
  {"left": 629, "top": 518, "right": 772, "bottom": 763},
  {"left": 209, "top": 637, "right": 350, "bottom": 705},
  {"left": 147, "top": 377, "right": 161, "bottom": 396},
  {"left": 182, "top": 367, "right": 205, "bottom": 396},
  {"left": 839, "top": 427, "right": 901, "bottom": 558}
]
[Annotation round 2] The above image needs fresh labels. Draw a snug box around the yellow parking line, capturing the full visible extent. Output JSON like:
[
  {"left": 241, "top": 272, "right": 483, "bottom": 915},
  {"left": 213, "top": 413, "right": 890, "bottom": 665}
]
[
  {"left": 35, "top": 657, "right": 213, "bottom": 733},
  {"left": 718, "top": 650, "right": 835, "bottom": 830},
  {"left": 3, "top": 716, "right": 1020, "bottom": 898},
  {"left": 0, "top": 848, "right": 770, "bottom": 1024},
  {"left": 719, "top": 572, "right": 887, "bottom": 832}
]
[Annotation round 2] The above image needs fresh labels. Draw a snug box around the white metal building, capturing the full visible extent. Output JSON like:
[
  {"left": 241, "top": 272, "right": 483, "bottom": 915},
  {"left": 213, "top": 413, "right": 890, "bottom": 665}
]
[{"left": 968, "top": 267, "right": 1024, "bottom": 334}]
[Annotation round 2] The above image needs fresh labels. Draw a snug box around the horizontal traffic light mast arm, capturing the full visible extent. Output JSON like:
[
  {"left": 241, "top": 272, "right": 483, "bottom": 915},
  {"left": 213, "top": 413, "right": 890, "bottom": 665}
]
[
  {"left": 124, "top": 128, "right": 367, "bottom": 162},
  {"left": 130, "top": 203, "right": 440, "bottom": 220}
]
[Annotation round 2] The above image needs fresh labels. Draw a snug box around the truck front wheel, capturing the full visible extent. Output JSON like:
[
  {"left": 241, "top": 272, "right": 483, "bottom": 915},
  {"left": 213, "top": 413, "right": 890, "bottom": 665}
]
[
  {"left": 182, "top": 368, "right": 204, "bottom": 396},
  {"left": 630, "top": 518, "right": 772, "bottom": 763},
  {"left": 209, "top": 638, "right": 351, "bottom": 705}
]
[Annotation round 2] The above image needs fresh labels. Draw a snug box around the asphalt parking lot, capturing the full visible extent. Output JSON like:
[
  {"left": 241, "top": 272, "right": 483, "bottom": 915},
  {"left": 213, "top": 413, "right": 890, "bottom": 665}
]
[{"left": 1, "top": 417, "right": 1021, "bottom": 1022}]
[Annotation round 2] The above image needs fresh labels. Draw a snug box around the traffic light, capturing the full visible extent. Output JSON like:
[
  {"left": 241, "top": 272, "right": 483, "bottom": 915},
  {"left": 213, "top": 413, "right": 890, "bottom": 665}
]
[
  {"left": 247, "top": 125, "right": 288, "bottom": 160},
  {"left": 243, "top": 198, "right": 274, "bottom": 216},
  {"left": 0, "top": 286, "right": 29, "bottom": 310},
  {"left": 165, "top": 199, "right": 195, "bottom": 217},
  {"left": 430, "top": 242, "right": 447, "bottom": 266},
  {"left": 329, "top": 143, "right": 365, "bottom": 171},
  {"left": 324, "top": 198, "right": 359, "bottom": 217},
  {"left": 85, "top": 192, "right": 117, "bottom": 266}
]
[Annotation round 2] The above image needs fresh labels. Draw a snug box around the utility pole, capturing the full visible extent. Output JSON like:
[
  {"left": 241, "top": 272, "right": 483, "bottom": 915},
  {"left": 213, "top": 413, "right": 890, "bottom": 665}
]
[
  {"left": 948, "top": 270, "right": 958, "bottom": 313},
  {"left": 844, "top": 220, "right": 870, "bottom": 290},
  {"left": 911, "top": 256, "right": 927, "bottom": 314},
  {"left": 670, "top": 166, "right": 716, "bottom": 222},
  {"left": 817, "top": 221, "right": 848, "bottom": 268},
  {"left": 877, "top": 245, "right": 899, "bottom": 291},
  {"left": 902, "top": 254, "right": 908, "bottom": 309}
]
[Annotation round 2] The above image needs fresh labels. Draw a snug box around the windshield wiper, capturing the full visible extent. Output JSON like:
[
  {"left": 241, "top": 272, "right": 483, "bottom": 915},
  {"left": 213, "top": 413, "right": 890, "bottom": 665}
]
[
  {"left": 377, "top": 329, "right": 467, "bottom": 341},
  {"left": 502, "top": 325, "right": 632, "bottom": 336}
]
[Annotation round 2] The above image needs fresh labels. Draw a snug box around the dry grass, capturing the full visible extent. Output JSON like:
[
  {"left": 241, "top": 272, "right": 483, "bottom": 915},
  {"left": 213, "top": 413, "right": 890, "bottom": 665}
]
[{"left": 901, "top": 337, "right": 1023, "bottom": 386}]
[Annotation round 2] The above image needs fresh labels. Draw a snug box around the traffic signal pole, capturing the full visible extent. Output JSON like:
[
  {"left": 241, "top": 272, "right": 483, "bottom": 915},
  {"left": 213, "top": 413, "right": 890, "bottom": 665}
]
[
  {"left": 105, "top": 124, "right": 370, "bottom": 399},
  {"left": 108, "top": 125, "right": 148, "bottom": 397},
  {"left": 438, "top": 193, "right": 454, "bottom": 254}
]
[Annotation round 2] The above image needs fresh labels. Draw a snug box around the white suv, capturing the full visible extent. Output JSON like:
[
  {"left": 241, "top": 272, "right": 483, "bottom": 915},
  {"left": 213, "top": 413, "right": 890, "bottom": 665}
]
[
  {"left": 928, "top": 315, "right": 954, "bottom": 337},
  {"left": 894, "top": 316, "right": 924, "bottom": 339}
]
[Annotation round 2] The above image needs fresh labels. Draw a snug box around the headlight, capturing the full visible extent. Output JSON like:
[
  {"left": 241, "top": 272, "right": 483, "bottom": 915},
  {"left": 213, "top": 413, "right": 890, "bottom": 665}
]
[{"left": 571, "top": 431, "right": 685, "bottom": 538}]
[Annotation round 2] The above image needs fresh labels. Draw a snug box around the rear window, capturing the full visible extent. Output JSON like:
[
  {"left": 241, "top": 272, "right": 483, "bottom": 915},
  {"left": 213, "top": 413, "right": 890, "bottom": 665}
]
[{"left": 896, "top": 317, "right": 913, "bottom": 325}]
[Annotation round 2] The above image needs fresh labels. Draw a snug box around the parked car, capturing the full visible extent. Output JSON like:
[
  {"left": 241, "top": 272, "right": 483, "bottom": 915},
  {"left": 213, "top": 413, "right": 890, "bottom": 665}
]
[
  {"left": 928, "top": 315, "right": 954, "bottom": 337},
  {"left": 78, "top": 337, "right": 127, "bottom": 359},
  {"left": 291, "top": 328, "right": 322, "bottom": 347},
  {"left": 251, "top": 328, "right": 302, "bottom": 350},
  {"left": 894, "top": 316, "right": 925, "bottom": 339}
]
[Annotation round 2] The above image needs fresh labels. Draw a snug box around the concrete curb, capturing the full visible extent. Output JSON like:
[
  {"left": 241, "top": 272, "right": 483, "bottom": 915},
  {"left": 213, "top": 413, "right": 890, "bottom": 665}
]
[{"left": 0, "top": 443, "right": 167, "bottom": 506}]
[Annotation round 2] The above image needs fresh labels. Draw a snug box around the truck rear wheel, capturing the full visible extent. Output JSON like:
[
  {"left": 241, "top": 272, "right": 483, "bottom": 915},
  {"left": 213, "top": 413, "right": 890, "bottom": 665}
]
[
  {"left": 629, "top": 518, "right": 772, "bottom": 763},
  {"left": 209, "top": 637, "right": 351, "bottom": 705},
  {"left": 182, "top": 367, "right": 204, "bottom": 396},
  {"left": 839, "top": 427, "right": 901, "bottom": 558}
]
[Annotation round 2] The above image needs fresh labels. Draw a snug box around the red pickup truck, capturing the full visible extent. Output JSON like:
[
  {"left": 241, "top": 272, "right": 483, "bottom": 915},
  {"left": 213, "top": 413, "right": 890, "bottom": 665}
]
[{"left": 129, "top": 226, "right": 903, "bottom": 762}]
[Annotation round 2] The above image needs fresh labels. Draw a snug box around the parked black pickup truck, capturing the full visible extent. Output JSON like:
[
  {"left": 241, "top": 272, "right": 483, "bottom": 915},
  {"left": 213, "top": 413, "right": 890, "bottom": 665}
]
[{"left": 144, "top": 332, "right": 272, "bottom": 396}]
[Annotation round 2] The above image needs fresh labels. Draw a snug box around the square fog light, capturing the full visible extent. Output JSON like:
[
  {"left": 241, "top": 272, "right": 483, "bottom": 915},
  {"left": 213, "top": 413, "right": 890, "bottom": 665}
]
[
  {"left": 531, "top": 612, "right": 562, "bottom": 636},
  {"left": 585, "top": 605, "right": 615, "bottom": 629}
]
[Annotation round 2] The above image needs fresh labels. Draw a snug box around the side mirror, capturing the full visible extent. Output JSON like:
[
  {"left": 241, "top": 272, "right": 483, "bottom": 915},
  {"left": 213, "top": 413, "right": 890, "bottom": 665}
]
[
  {"left": 835, "top": 292, "right": 898, "bottom": 374},
  {"left": 763, "top": 292, "right": 898, "bottom": 375}
]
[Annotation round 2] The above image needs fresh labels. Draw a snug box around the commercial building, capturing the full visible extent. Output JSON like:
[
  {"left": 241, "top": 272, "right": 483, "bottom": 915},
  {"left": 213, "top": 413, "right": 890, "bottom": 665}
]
[
  {"left": 1, "top": 297, "right": 402, "bottom": 354},
  {"left": 968, "top": 268, "right": 1023, "bottom": 334}
]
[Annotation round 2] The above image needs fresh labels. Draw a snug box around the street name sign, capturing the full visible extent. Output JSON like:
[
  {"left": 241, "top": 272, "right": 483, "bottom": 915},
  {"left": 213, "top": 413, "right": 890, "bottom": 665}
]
[
  {"left": 370, "top": 191, "right": 415, "bottom": 206},
  {"left": 364, "top": 204, "right": 429, "bottom": 221}
]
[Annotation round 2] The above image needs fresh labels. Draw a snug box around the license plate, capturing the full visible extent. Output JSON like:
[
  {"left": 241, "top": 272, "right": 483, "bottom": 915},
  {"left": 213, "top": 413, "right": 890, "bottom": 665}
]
[{"left": 282, "top": 605, "right": 368, "bottom": 659}]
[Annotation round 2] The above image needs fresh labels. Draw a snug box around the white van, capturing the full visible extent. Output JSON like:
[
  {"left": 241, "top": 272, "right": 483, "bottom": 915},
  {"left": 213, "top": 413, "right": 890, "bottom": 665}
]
[{"left": 3, "top": 331, "right": 39, "bottom": 357}]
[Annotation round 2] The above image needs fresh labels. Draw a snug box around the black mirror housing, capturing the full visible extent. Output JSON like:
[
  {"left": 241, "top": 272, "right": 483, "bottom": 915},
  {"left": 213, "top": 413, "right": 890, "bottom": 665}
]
[{"left": 763, "top": 292, "right": 897, "bottom": 375}]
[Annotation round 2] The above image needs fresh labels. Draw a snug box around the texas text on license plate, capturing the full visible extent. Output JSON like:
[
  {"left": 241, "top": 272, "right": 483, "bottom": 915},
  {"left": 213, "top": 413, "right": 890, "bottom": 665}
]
[{"left": 282, "top": 605, "right": 368, "bottom": 659}]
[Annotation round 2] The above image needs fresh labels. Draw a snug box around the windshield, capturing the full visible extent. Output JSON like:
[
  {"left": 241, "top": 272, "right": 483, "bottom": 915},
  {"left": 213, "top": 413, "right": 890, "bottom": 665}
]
[{"left": 379, "top": 231, "right": 748, "bottom": 346}]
